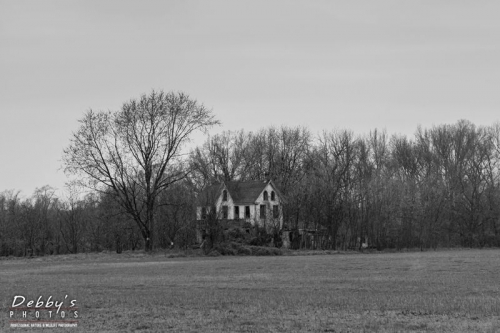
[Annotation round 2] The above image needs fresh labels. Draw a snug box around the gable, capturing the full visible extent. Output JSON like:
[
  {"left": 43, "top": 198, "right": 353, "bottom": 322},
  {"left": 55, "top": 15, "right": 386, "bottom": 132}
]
[{"left": 254, "top": 182, "right": 281, "bottom": 203}]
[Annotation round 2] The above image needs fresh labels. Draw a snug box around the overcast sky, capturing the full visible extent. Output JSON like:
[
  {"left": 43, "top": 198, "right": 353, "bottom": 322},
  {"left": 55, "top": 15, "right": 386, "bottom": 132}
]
[{"left": 1, "top": 0, "right": 500, "bottom": 197}]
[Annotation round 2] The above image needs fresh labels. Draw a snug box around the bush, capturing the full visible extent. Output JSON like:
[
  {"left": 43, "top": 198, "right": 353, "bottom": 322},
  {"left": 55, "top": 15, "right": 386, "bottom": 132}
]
[
  {"left": 250, "top": 245, "right": 282, "bottom": 256},
  {"left": 226, "top": 228, "right": 251, "bottom": 243},
  {"left": 227, "top": 242, "right": 252, "bottom": 255},
  {"left": 166, "top": 252, "right": 187, "bottom": 258},
  {"left": 236, "top": 246, "right": 253, "bottom": 255},
  {"left": 207, "top": 250, "right": 221, "bottom": 257},
  {"left": 204, "top": 242, "right": 282, "bottom": 256},
  {"left": 253, "top": 248, "right": 271, "bottom": 256},
  {"left": 248, "top": 226, "right": 274, "bottom": 246},
  {"left": 214, "top": 244, "right": 237, "bottom": 255},
  {"left": 175, "top": 226, "right": 197, "bottom": 250}
]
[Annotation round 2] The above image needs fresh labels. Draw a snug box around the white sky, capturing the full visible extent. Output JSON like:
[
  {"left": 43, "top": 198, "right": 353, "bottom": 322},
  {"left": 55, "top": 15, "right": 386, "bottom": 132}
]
[{"left": 1, "top": 0, "right": 500, "bottom": 197}]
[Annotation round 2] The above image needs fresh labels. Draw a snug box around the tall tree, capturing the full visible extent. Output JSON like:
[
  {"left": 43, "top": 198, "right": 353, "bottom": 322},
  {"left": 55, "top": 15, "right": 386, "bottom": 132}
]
[
  {"left": 63, "top": 90, "right": 219, "bottom": 251},
  {"left": 190, "top": 130, "right": 253, "bottom": 187},
  {"left": 312, "top": 130, "right": 358, "bottom": 249}
]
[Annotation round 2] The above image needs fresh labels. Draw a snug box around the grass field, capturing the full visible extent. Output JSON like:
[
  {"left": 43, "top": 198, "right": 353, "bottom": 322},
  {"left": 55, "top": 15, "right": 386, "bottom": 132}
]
[{"left": 1, "top": 249, "right": 500, "bottom": 332}]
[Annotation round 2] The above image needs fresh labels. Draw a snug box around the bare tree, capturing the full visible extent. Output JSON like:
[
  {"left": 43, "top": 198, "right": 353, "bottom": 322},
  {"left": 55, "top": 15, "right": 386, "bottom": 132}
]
[
  {"left": 312, "top": 130, "right": 358, "bottom": 250},
  {"left": 155, "top": 181, "right": 197, "bottom": 249},
  {"left": 57, "top": 184, "right": 91, "bottom": 254},
  {"left": 0, "top": 190, "right": 22, "bottom": 256},
  {"left": 247, "top": 126, "right": 311, "bottom": 192},
  {"left": 63, "top": 90, "right": 219, "bottom": 251},
  {"left": 190, "top": 130, "right": 253, "bottom": 187}
]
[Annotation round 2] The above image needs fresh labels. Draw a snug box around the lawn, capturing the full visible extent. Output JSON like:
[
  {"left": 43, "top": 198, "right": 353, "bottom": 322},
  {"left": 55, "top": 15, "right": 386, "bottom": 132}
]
[{"left": 1, "top": 249, "right": 500, "bottom": 332}]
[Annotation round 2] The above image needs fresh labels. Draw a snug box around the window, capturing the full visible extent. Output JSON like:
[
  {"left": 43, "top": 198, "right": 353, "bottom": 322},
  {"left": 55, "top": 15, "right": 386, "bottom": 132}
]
[
  {"left": 271, "top": 191, "right": 275, "bottom": 201},
  {"left": 245, "top": 206, "right": 250, "bottom": 219},
  {"left": 222, "top": 206, "right": 228, "bottom": 219},
  {"left": 263, "top": 191, "right": 268, "bottom": 201},
  {"left": 222, "top": 190, "right": 227, "bottom": 202},
  {"left": 260, "top": 205, "right": 266, "bottom": 219},
  {"left": 273, "top": 205, "right": 279, "bottom": 218},
  {"left": 234, "top": 206, "right": 240, "bottom": 220},
  {"left": 201, "top": 207, "right": 207, "bottom": 219}
]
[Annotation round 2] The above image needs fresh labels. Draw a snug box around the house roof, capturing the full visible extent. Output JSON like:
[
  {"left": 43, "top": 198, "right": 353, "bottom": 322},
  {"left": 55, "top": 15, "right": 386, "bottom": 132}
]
[
  {"left": 197, "top": 180, "right": 282, "bottom": 206},
  {"left": 225, "top": 180, "right": 269, "bottom": 204}
]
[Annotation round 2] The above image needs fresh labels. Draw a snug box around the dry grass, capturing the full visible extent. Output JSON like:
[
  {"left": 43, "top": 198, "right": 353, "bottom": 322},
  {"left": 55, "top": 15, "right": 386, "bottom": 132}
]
[{"left": 1, "top": 249, "right": 500, "bottom": 332}]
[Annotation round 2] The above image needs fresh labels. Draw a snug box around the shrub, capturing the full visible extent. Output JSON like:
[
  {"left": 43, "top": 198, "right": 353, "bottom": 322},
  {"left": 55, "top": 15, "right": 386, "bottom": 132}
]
[
  {"left": 226, "top": 228, "right": 251, "bottom": 243},
  {"left": 250, "top": 246, "right": 282, "bottom": 256},
  {"left": 207, "top": 250, "right": 221, "bottom": 257},
  {"left": 237, "top": 246, "right": 253, "bottom": 255},
  {"left": 228, "top": 242, "right": 252, "bottom": 255},
  {"left": 214, "top": 244, "right": 237, "bottom": 255},
  {"left": 254, "top": 248, "right": 271, "bottom": 256},
  {"left": 204, "top": 242, "right": 282, "bottom": 256},
  {"left": 248, "top": 226, "right": 273, "bottom": 246},
  {"left": 175, "top": 226, "right": 197, "bottom": 250},
  {"left": 167, "top": 252, "right": 187, "bottom": 258}
]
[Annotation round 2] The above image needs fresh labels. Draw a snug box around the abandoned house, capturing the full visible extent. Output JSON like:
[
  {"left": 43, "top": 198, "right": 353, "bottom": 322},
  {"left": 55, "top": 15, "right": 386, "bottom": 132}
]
[{"left": 196, "top": 179, "right": 284, "bottom": 230}]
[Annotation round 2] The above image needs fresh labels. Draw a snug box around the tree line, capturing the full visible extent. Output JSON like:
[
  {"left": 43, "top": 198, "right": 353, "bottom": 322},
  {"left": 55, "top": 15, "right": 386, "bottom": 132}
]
[
  {"left": 0, "top": 183, "right": 196, "bottom": 256},
  {"left": 2, "top": 120, "right": 499, "bottom": 255},
  {"left": 1, "top": 90, "right": 499, "bottom": 255},
  {"left": 191, "top": 120, "right": 500, "bottom": 250}
]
